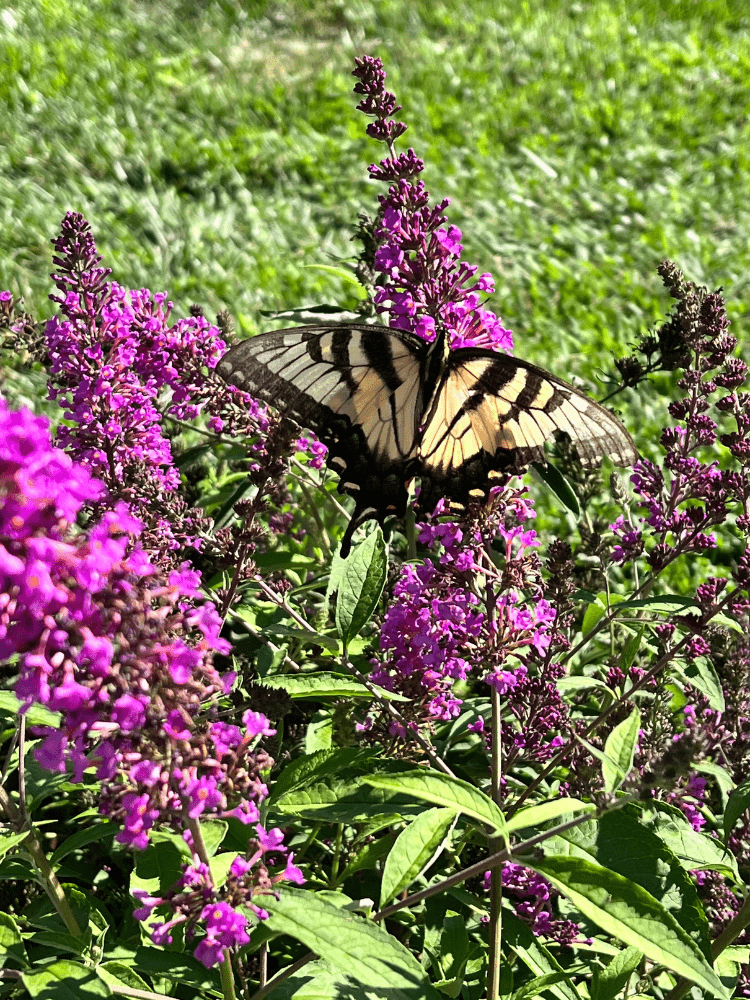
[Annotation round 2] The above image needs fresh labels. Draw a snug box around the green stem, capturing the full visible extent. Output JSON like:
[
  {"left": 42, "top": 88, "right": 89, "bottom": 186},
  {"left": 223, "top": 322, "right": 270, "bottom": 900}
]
[
  {"left": 405, "top": 507, "right": 416, "bottom": 560},
  {"left": 487, "top": 684, "right": 503, "bottom": 1000},
  {"left": 0, "top": 763, "right": 82, "bottom": 937},
  {"left": 330, "top": 824, "right": 343, "bottom": 887},
  {"left": 219, "top": 956, "right": 239, "bottom": 1000},
  {"left": 188, "top": 817, "right": 238, "bottom": 1000}
]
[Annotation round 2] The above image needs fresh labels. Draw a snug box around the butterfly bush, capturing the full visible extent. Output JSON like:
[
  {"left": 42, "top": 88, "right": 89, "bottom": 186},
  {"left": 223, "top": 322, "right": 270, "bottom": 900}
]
[
  {"left": 351, "top": 57, "right": 592, "bottom": 943},
  {"left": 353, "top": 55, "right": 513, "bottom": 353},
  {"left": 352, "top": 57, "right": 750, "bottom": 960},
  {"left": 0, "top": 331, "right": 301, "bottom": 968},
  {"left": 42, "top": 213, "right": 304, "bottom": 559},
  {"left": 355, "top": 58, "right": 571, "bottom": 764}
]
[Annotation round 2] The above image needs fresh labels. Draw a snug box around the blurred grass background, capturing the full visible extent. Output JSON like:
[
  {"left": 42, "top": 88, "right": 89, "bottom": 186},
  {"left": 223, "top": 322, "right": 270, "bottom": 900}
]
[{"left": 1, "top": 0, "right": 748, "bottom": 418}]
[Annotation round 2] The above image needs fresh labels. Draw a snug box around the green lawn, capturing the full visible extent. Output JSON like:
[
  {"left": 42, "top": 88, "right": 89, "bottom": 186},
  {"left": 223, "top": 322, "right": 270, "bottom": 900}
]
[{"left": 1, "top": 0, "right": 748, "bottom": 414}]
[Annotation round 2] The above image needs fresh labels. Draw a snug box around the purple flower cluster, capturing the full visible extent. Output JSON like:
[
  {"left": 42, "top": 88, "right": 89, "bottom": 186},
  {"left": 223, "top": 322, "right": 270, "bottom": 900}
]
[
  {"left": 353, "top": 55, "right": 513, "bottom": 352},
  {"left": 45, "top": 216, "right": 224, "bottom": 527},
  {"left": 611, "top": 268, "right": 750, "bottom": 609},
  {"left": 133, "top": 826, "right": 303, "bottom": 968},
  {"left": 2, "top": 395, "right": 218, "bottom": 781},
  {"left": 41, "top": 214, "right": 303, "bottom": 556},
  {"left": 373, "top": 489, "right": 568, "bottom": 763},
  {"left": 483, "top": 863, "right": 582, "bottom": 946},
  {"left": 0, "top": 396, "right": 301, "bottom": 967}
]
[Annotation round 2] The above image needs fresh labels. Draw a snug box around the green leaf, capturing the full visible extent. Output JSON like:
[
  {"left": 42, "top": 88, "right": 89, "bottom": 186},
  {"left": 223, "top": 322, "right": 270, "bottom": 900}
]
[
  {"left": 0, "top": 829, "right": 30, "bottom": 860},
  {"left": 173, "top": 441, "right": 212, "bottom": 469},
  {"left": 96, "top": 964, "right": 151, "bottom": 994},
  {"left": 22, "top": 961, "right": 112, "bottom": 998},
  {"left": 615, "top": 596, "right": 700, "bottom": 614},
  {"left": 527, "top": 856, "right": 727, "bottom": 997},
  {"left": 268, "top": 748, "right": 382, "bottom": 804},
  {"left": 264, "top": 886, "right": 443, "bottom": 997},
  {"left": 364, "top": 771, "right": 506, "bottom": 836},
  {"left": 506, "top": 798, "right": 595, "bottom": 835},
  {"left": 335, "top": 528, "right": 387, "bottom": 647},
  {"left": 557, "top": 675, "right": 612, "bottom": 694},
  {"left": 677, "top": 656, "right": 725, "bottom": 712},
  {"left": 198, "top": 820, "right": 228, "bottom": 858},
  {"left": 232, "top": 614, "right": 339, "bottom": 651},
  {"left": 211, "top": 475, "right": 255, "bottom": 528},
  {"left": 511, "top": 973, "right": 570, "bottom": 1000},
  {"left": 271, "top": 779, "right": 420, "bottom": 825},
  {"left": 0, "top": 911, "right": 27, "bottom": 968},
  {"left": 716, "top": 945, "right": 750, "bottom": 992},
  {"left": 132, "top": 835, "right": 189, "bottom": 898},
  {"left": 590, "top": 946, "right": 642, "bottom": 1000},
  {"left": 544, "top": 807, "right": 712, "bottom": 957},
  {"left": 380, "top": 808, "right": 456, "bottom": 906},
  {"left": 694, "top": 762, "right": 734, "bottom": 811},
  {"left": 643, "top": 802, "right": 739, "bottom": 881},
  {"left": 581, "top": 598, "right": 607, "bottom": 635},
  {"left": 302, "top": 263, "right": 367, "bottom": 290},
  {"left": 254, "top": 550, "right": 319, "bottom": 571},
  {"left": 710, "top": 612, "right": 745, "bottom": 635},
  {"left": 439, "top": 911, "right": 470, "bottom": 980},
  {"left": 259, "top": 958, "right": 372, "bottom": 999},
  {"left": 0, "top": 690, "right": 60, "bottom": 727},
  {"left": 208, "top": 849, "right": 238, "bottom": 888},
  {"left": 619, "top": 627, "right": 645, "bottom": 672},
  {"left": 133, "top": 946, "right": 222, "bottom": 992},
  {"left": 724, "top": 778, "right": 750, "bottom": 840},
  {"left": 340, "top": 834, "right": 396, "bottom": 882},
  {"left": 306, "top": 709, "right": 333, "bottom": 753},
  {"left": 49, "top": 822, "right": 118, "bottom": 865},
  {"left": 532, "top": 461, "right": 580, "bottom": 516},
  {"left": 602, "top": 707, "right": 641, "bottom": 792},
  {"left": 263, "top": 671, "right": 406, "bottom": 701}
]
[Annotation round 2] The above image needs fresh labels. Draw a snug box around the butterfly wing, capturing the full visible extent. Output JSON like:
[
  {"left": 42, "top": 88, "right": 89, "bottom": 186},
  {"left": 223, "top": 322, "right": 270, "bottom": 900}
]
[
  {"left": 217, "top": 324, "right": 427, "bottom": 550},
  {"left": 416, "top": 348, "right": 636, "bottom": 515}
]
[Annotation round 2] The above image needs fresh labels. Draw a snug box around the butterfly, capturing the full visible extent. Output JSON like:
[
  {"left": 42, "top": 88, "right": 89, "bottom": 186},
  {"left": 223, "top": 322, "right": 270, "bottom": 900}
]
[{"left": 217, "top": 323, "right": 636, "bottom": 556}]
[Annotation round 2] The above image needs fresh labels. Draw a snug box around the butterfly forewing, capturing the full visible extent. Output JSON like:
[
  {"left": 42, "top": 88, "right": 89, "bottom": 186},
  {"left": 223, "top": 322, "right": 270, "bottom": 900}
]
[
  {"left": 416, "top": 349, "right": 636, "bottom": 515},
  {"left": 217, "top": 324, "right": 428, "bottom": 548}
]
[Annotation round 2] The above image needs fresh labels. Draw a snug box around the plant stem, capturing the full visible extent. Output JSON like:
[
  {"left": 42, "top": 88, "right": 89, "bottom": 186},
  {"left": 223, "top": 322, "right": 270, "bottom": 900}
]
[
  {"left": 188, "top": 816, "right": 238, "bottom": 1000},
  {"left": 0, "top": 741, "right": 82, "bottom": 938},
  {"left": 487, "top": 683, "right": 503, "bottom": 1000}
]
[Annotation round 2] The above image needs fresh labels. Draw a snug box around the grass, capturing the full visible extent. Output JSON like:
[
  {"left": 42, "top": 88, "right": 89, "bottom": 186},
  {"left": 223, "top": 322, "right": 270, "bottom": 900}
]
[{"left": 1, "top": 0, "right": 748, "bottom": 431}]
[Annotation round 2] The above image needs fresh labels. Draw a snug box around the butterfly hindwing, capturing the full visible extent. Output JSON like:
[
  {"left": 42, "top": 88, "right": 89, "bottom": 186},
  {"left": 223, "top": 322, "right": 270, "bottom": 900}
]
[
  {"left": 217, "top": 325, "right": 427, "bottom": 544},
  {"left": 416, "top": 348, "right": 636, "bottom": 515}
]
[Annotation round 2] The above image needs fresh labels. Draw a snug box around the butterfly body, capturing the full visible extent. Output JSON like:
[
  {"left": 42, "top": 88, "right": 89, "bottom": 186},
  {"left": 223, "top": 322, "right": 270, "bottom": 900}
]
[{"left": 217, "top": 323, "right": 636, "bottom": 555}]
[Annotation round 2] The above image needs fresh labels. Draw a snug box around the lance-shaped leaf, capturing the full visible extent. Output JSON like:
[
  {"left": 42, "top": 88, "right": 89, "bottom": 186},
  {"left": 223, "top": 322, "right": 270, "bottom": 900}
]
[
  {"left": 724, "top": 778, "right": 750, "bottom": 840},
  {"left": 264, "top": 887, "right": 442, "bottom": 997},
  {"left": 380, "top": 807, "right": 456, "bottom": 906},
  {"left": 364, "top": 770, "right": 506, "bottom": 836},
  {"left": 526, "top": 855, "right": 728, "bottom": 998},
  {"left": 602, "top": 707, "right": 640, "bottom": 792},
  {"left": 506, "top": 798, "right": 595, "bottom": 836},
  {"left": 334, "top": 528, "right": 387, "bottom": 648}
]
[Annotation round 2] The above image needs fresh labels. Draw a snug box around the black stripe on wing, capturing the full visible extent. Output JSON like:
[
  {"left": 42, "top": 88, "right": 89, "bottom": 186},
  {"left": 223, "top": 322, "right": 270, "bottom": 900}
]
[
  {"left": 217, "top": 324, "right": 428, "bottom": 553},
  {"left": 416, "top": 348, "right": 636, "bottom": 515}
]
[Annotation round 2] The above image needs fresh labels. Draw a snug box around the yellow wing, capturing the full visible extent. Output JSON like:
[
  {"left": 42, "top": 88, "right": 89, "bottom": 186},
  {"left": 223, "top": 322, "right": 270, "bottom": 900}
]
[
  {"left": 217, "top": 324, "right": 427, "bottom": 552},
  {"left": 416, "top": 348, "right": 636, "bottom": 515}
]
